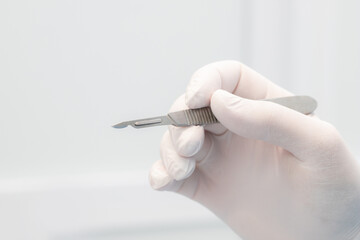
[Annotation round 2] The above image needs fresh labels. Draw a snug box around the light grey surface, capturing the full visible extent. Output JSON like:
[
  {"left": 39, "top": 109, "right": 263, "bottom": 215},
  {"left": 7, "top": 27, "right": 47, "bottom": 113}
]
[
  {"left": 52, "top": 223, "right": 240, "bottom": 240},
  {"left": 0, "top": 171, "right": 240, "bottom": 240},
  {"left": 0, "top": 0, "right": 242, "bottom": 178}
]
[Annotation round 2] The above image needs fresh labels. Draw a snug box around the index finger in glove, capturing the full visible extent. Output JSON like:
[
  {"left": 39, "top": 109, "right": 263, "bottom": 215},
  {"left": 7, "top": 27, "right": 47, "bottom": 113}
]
[{"left": 185, "top": 60, "right": 292, "bottom": 109}]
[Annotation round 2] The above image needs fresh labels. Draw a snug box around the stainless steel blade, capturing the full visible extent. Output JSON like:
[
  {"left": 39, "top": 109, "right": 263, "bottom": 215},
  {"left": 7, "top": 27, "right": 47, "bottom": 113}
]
[{"left": 112, "top": 116, "right": 171, "bottom": 129}]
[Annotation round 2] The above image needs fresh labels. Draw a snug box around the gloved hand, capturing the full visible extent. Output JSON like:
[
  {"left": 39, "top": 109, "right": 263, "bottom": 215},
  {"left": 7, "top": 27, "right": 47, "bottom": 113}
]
[{"left": 149, "top": 61, "right": 360, "bottom": 240}]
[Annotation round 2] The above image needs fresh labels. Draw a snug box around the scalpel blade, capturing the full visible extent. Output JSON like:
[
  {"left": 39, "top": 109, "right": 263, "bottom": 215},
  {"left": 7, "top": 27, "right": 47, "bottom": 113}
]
[{"left": 112, "top": 116, "right": 171, "bottom": 129}]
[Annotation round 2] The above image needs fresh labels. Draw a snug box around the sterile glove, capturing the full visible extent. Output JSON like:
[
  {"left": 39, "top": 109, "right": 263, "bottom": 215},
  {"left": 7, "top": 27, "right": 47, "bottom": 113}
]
[{"left": 149, "top": 61, "right": 360, "bottom": 240}]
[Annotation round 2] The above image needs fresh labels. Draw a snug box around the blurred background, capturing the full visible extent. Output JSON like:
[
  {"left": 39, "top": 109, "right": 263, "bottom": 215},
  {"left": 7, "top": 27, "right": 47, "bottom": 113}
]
[{"left": 0, "top": 0, "right": 359, "bottom": 239}]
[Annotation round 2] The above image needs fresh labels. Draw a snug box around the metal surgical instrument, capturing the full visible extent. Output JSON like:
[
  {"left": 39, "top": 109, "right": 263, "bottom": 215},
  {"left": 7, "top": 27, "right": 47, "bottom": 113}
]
[{"left": 112, "top": 96, "right": 317, "bottom": 129}]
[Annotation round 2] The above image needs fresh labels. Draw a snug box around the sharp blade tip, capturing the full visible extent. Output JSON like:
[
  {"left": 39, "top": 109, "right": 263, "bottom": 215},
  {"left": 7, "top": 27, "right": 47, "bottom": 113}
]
[{"left": 112, "top": 122, "right": 128, "bottom": 129}]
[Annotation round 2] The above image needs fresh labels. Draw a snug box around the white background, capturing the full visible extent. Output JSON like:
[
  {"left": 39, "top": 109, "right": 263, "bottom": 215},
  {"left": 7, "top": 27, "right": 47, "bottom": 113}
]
[{"left": 0, "top": 0, "right": 359, "bottom": 239}]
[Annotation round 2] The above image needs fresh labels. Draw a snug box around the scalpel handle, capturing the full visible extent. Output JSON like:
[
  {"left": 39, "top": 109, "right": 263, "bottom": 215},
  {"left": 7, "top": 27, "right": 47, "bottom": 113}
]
[
  {"left": 167, "top": 96, "right": 317, "bottom": 127},
  {"left": 113, "top": 96, "right": 317, "bottom": 129}
]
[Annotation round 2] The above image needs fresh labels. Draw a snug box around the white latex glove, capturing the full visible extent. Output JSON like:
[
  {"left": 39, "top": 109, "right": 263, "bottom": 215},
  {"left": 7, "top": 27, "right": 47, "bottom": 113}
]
[{"left": 149, "top": 61, "right": 360, "bottom": 240}]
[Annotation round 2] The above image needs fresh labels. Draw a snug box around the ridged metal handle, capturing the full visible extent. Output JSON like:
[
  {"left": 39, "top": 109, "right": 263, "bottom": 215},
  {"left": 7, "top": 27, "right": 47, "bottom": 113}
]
[
  {"left": 167, "top": 96, "right": 317, "bottom": 127},
  {"left": 167, "top": 107, "right": 218, "bottom": 127},
  {"left": 183, "top": 107, "right": 218, "bottom": 125},
  {"left": 184, "top": 107, "right": 219, "bottom": 125}
]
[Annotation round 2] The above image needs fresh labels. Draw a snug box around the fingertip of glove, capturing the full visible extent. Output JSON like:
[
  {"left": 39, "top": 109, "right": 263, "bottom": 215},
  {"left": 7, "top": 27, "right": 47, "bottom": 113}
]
[
  {"left": 210, "top": 90, "right": 251, "bottom": 130},
  {"left": 212, "top": 89, "right": 248, "bottom": 109},
  {"left": 185, "top": 81, "right": 207, "bottom": 109},
  {"left": 211, "top": 89, "right": 234, "bottom": 114},
  {"left": 170, "top": 125, "right": 204, "bottom": 157},
  {"left": 211, "top": 89, "right": 234, "bottom": 104},
  {"left": 149, "top": 160, "right": 173, "bottom": 190},
  {"left": 170, "top": 158, "right": 196, "bottom": 181},
  {"left": 185, "top": 67, "right": 222, "bottom": 108}
]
